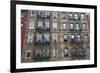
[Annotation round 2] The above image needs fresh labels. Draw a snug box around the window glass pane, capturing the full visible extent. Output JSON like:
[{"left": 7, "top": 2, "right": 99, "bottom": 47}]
[
  {"left": 29, "top": 21, "right": 34, "bottom": 29},
  {"left": 38, "top": 21, "right": 43, "bottom": 28},
  {"left": 45, "top": 21, "right": 50, "bottom": 28},
  {"left": 69, "top": 13, "right": 72, "bottom": 17},
  {"left": 74, "top": 14, "right": 78, "bottom": 19},
  {"left": 83, "top": 23, "right": 87, "bottom": 30},
  {"left": 81, "top": 14, "right": 85, "bottom": 19},
  {"left": 53, "top": 22, "right": 57, "bottom": 29},
  {"left": 63, "top": 23, "right": 67, "bottom": 29},
  {"left": 44, "top": 33, "right": 49, "bottom": 41},
  {"left": 61, "top": 12, "right": 66, "bottom": 19},
  {"left": 31, "top": 11, "right": 36, "bottom": 16},
  {"left": 37, "top": 34, "right": 42, "bottom": 42},
  {"left": 64, "top": 34, "right": 67, "bottom": 41},
  {"left": 27, "top": 52, "right": 31, "bottom": 57},
  {"left": 52, "top": 33, "right": 58, "bottom": 42},
  {"left": 75, "top": 24, "right": 80, "bottom": 30},
  {"left": 53, "top": 12, "right": 57, "bottom": 18},
  {"left": 27, "top": 32, "right": 33, "bottom": 43},
  {"left": 70, "top": 24, "right": 74, "bottom": 29},
  {"left": 84, "top": 35, "right": 88, "bottom": 42},
  {"left": 77, "top": 34, "right": 80, "bottom": 40},
  {"left": 71, "top": 34, "right": 74, "bottom": 39}
]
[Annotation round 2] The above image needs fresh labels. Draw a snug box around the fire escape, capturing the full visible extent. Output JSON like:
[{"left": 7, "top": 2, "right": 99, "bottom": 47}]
[{"left": 34, "top": 11, "right": 51, "bottom": 61}]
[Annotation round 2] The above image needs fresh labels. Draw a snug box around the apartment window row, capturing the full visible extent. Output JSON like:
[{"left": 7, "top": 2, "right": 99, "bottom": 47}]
[
  {"left": 25, "top": 47, "right": 89, "bottom": 59},
  {"left": 70, "top": 23, "right": 88, "bottom": 30},
  {"left": 28, "top": 21, "right": 87, "bottom": 30},
  {"left": 26, "top": 32, "right": 88, "bottom": 43},
  {"left": 64, "top": 34, "right": 88, "bottom": 43},
  {"left": 30, "top": 11, "right": 86, "bottom": 19}
]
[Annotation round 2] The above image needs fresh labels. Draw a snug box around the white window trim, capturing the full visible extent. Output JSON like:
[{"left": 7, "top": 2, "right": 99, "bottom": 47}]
[
  {"left": 29, "top": 21, "right": 34, "bottom": 29},
  {"left": 27, "top": 32, "right": 33, "bottom": 43},
  {"left": 25, "top": 49, "right": 32, "bottom": 60}
]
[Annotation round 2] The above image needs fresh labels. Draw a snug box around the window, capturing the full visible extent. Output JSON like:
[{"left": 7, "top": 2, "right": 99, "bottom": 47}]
[
  {"left": 53, "top": 22, "right": 57, "bottom": 29},
  {"left": 26, "top": 52, "right": 31, "bottom": 57},
  {"left": 61, "top": 12, "right": 66, "bottom": 19},
  {"left": 44, "top": 21, "right": 50, "bottom": 29},
  {"left": 64, "top": 47, "right": 69, "bottom": 57},
  {"left": 77, "top": 34, "right": 81, "bottom": 41},
  {"left": 84, "top": 35, "right": 88, "bottom": 42},
  {"left": 69, "top": 13, "right": 73, "bottom": 19},
  {"left": 71, "top": 34, "right": 75, "bottom": 40},
  {"left": 25, "top": 49, "right": 32, "bottom": 59},
  {"left": 45, "top": 11, "right": 50, "bottom": 16},
  {"left": 74, "top": 13, "right": 78, "bottom": 19},
  {"left": 52, "top": 48, "right": 58, "bottom": 58},
  {"left": 29, "top": 21, "right": 34, "bottom": 29},
  {"left": 64, "top": 34, "right": 67, "bottom": 42},
  {"left": 62, "top": 23, "right": 67, "bottom": 29},
  {"left": 38, "top": 11, "right": 42, "bottom": 16},
  {"left": 38, "top": 21, "right": 43, "bottom": 28},
  {"left": 27, "top": 32, "right": 33, "bottom": 43},
  {"left": 81, "top": 14, "right": 85, "bottom": 19},
  {"left": 36, "top": 34, "right": 49, "bottom": 43},
  {"left": 70, "top": 23, "right": 74, "bottom": 30},
  {"left": 69, "top": 13, "right": 73, "bottom": 17},
  {"left": 36, "top": 48, "right": 41, "bottom": 56},
  {"left": 36, "top": 48, "right": 48, "bottom": 57},
  {"left": 31, "top": 11, "right": 36, "bottom": 17},
  {"left": 53, "top": 12, "right": 57, "bottom": 19},
  {"left": 52, "top": 33, "right": 58, "bottom": 43},
  {"left": 82, "top": 23, "right": 87, "bottom": 30},
  {"left": 37, "top": 34, "right": 42, "bottom": 43},
  {"left": 43, "top": 33, "right": 50, "bottom": 42},
  {"left": 42, "top": 48, "right": 48, "bottom": 57},
  {"left": 75, "top": 23, "right": 80, "bottom": 30}
]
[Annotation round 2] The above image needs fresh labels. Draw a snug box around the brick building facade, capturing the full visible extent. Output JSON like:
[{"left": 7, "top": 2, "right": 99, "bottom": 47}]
[{"left": 21, "top": 10, "right": 90, "bottom": 62}]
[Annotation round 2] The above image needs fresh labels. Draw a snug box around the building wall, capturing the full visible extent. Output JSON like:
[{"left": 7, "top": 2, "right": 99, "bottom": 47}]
[{"left": 21, "top": 10, "right": 90, "bottom": 62}]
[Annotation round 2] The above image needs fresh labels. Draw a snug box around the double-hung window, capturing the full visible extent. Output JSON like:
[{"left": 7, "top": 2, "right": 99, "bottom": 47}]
[
  {"left": 81, "top": 14, "right": 85, "bottom": 19},
  {"left": 52, "top": 33, "right": 58, "bottom": 43},
  {"left": 82, "top": 23, "right": 87, "bottom": 30},
  {"left": 74, "top": 13, "right": 78, "bottom": 19},
  {"left": 25, "top": 49, "right": 32, "bottom": 59},
  {"left": 75, "top": 23, "right": 80, "bottom": 30},
  {"left": 53, "top": 22, "right": 57, "bottom": 29},
  {"left": 27, "top": 32, "right": 33, "bottom": 43},
  {"left": 31, "top": 11, "right": 36, "bottom": 17},
  {"left": 38, "top": 21, "right": 43, "bottom": 29},
  {"left": 62, "top": 23, "right": 67, "bottom": 29},
  {"left": 77, "top": 34, "right": 81, "bottom": 42},
  {"left": 69, "top": 13, "right": 73, "bottom": 19},
  {"left": 29, "top": 20, "right": 34, "bottom": 29},
  {"left": 53, "top": 12, "right": 57, "bottom": 19},
  {"left": 64, "top": 34, "right": 68, "bottom": 42},
  {"left": 70, "top": 23, "right": 74, "bottom": 30},
  {"left": 37, "top": 34, "right": 42, "bottom": 43}
]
